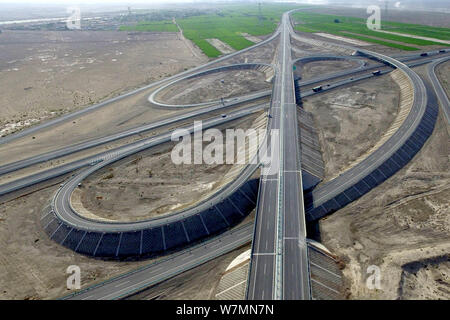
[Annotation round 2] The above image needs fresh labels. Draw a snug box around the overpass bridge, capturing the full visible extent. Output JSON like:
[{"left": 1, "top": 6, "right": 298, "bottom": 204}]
[{"left": 247, "top": 12, "right": 311, "bottom": 300}]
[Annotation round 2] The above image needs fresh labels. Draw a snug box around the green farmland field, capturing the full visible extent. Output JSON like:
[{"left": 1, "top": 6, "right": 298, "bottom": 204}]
[
  {"left": 292, "top": 11, "right": 450, "bottom": 51},
  {"left": 382, "top": 21, "right": 450, "bottom": 41},
  {"left": 119, "top": 21, "right": 178, "bottom": 32}
]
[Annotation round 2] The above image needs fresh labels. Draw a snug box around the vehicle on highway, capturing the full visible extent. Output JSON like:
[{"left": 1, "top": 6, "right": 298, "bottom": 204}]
[{"left": 312, "top": 85, "right": 323, "bottom": 92}]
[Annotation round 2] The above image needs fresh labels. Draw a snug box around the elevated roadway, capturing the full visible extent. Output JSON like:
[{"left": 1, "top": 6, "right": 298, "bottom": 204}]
[{"left": 247, "top": 11, "right": 310, "bottom": 300}]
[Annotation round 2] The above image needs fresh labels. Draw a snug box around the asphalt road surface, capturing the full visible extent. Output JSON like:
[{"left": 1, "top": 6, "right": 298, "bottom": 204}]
[{"left": 247, "top": 12, "right": 310, "bottom": 300}]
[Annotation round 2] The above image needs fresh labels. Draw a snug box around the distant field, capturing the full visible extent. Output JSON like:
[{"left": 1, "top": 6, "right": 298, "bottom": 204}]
[
  {"left": 292, "top": 11, "right": 450, "bottom": 51},
  {"left": 120, "top": 3, "right": 302, "bottom": 58},
  {"left": 118, "top": 5, "right": 450, "bottom": 57},
  {"left": 381, "top": 21, "right": 450, "bottom": 41},
  {"left": 176, "top": 3, "right": 303, "bottom": 57},
  {"left": 119, "top": 21, "right": 178, "bottom": 32}
]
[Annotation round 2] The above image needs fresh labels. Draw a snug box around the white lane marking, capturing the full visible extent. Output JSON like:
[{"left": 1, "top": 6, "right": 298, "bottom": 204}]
[
  {"left": 97, "top": 231, "right": 251, "bottom": 300},
  {"left": 114, "top": 280, "right": 130, "bottom": 288}
]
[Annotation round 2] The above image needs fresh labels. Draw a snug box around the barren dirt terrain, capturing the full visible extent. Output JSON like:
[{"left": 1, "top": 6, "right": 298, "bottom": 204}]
[
  {"left": 0, "top": 86, "right": 183, "bottom": 166},
  {"left": 79, "top": 112, "right": 265, "bottom": 221},
  {"left": 0, "top": 185, "right": 159, "bottom": 299},
  {"left": 217, "top": 36, "right": 277, "bottom": 66},
  {"left": 399, "top": 257, "right": 449, "bottom": 299},
  {"left": 297, "top": 59, "right": 362, "bottom": 81},
  {"left": 0, "top": 100, "right": 269, "bottom": 189},
  {"left": 0, "top": 30, "right": 207, "bottom": 137},
  {"left": 0, "top": 112, "right": 262, "bottom": 299},
  {"left": 158, "top": 70, "right": 271, "bottom": 106},
  {"left": 318, "top": 65, "right": 449, "bottom": 300},
  {"left": 302, "top": 73, "right": 400, "bottom": 181}
]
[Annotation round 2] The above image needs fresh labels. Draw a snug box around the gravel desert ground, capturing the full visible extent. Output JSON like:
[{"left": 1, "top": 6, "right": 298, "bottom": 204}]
[{"left": 318, "top": 64, "right": 449, "bottom": 299}]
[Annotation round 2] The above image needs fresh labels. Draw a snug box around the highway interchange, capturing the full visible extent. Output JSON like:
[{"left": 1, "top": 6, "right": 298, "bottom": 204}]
[{"left": 0, "top": 9, "right": 449, "bottom": 300}]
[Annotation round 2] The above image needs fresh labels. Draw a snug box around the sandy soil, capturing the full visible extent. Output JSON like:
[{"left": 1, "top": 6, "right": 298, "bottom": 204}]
[
  {"left": 0, "top": 87, "right": 182, "bottom": 166},
  {"left": 309, "top": 6, "right": 450, "bottom": 28},
  {"left": 291, "top": 37, "right": 329, "bottom": 57},
  {"left": 318, "top": 66, "right": 449, "bottom": 299},
  {"left": 79, "top": 112, "right": 265, "bottom": 221},
  {"left": 0, "top": 100, "right": 269, "bottom": 188},
  {"left": 302, "top": 73, "right": 400, "bottom": 181},
  {"left": 292, "top": 29, "right": 443, "bottom": 57},
  {"left": 216, "top": 36, "right": 278, "bottom": 66},
  {"left": 158, "top": 69, "right": 271, "bottom": 106},
  {"left": 0, "top": 185, "right": 158, "bottom": 299},
  {"left": 297, "top": 59, "right": 362, "bottom": 81},
  {"left": 0, "top": 30, "right": 207, "bottom": 137},
  {"left": 399, "top": 257, "right": 450, "bottom": 299},
  {"left": 0, "top": 120, "right": 261, "bottom": 300}
]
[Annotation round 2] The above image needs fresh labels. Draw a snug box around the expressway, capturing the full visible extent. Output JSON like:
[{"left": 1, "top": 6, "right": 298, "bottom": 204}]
[
  {"left": 0, "top": 68, "right": 388, "bottom": 198},
  {"left": 0, "top": 64, "right": 273, "bottom": 177},
  {"left": 304, "top": 46, "right": 432, "bottom": 219},
  {"left": 0, "top": 27, "right": 282, "bottom": 146},
  {"left": 63, "top": 50, "right": 449, "bottom": 299},
  {"left": 0, "top": 7, "right": 448, "bottom": 301},
  {"left": 0, "top": 103, "right": 267, "bottom": 196},
  {"left": 37, "top": 102, "right": 266, "bottom": 259},
  {"left": 0, "top": 52, "right": 443, "bottom": 181}
]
